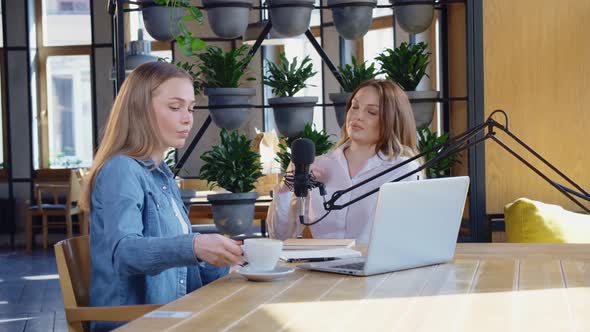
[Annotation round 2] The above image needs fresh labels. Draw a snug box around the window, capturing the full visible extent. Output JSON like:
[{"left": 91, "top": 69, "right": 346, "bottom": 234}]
[
  {"left": 128, "top": 9, "right": 174, "bottom": 61},
  {"left": 42, "top": 0, "right": 91, "bottom": 46},
  {"left": 363, "top": 27, "right": 394, "bottom": 76},
  {"left": 46, "top": 56, "right": 92, "bottom": 168},
  {"left": 0, "top": 1, "right": 4, "bottom": 170},
  {"left": 35, "top": 0, "right": 93, "bottom": 169}
]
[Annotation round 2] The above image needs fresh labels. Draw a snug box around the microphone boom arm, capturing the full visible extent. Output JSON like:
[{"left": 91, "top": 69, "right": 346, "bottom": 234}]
[{"left": 322, "top": 110, "right": 590, "bottom": 213}]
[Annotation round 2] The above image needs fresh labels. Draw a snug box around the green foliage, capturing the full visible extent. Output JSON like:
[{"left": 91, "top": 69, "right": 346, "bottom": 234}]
[
  {"left": 163, "top": 148, "right": 177, "bottom": 173},
  {"left": 263, "top": 53, "right": 317, "bottom": 97},
  {"left": 198, "top": 129, "right": 263, "bottom": 193},
  {"left": 195, "top": 45, "right": 255, "bottom": 88},
  {"left": 417, "top": 127, "right": 461, "bottom": 178},
  {"left": 375, "top": 42, "right": 431, "bottom": 91},
  {"left": 153, "top": 0, "right": 206, "bottom": 56},
  {"left": 337, "top": 56, "right": 378, "bottom": 92},
  {"left": 275, "top": 123, "right": 335, "bottom": 173}
]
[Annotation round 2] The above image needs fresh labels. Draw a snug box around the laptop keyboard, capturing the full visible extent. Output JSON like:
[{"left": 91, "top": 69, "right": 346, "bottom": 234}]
[{"left": 332, "top": 262, "right": 365, "bottom": 270}]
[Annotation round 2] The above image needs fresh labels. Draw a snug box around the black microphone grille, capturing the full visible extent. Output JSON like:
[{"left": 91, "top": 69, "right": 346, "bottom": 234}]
[{"left": 291, "top": 138, "right": 315, "bottom": 164}]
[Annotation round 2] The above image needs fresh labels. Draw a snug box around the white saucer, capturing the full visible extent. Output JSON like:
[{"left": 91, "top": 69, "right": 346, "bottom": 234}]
[{"left": 237, "top": 266, "right": 295, "bottom": 282}]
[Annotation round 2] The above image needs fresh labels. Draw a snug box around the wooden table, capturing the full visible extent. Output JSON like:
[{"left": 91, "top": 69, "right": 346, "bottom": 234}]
[{"left": 117, "top": 243, "right": 590, "bottom": 331}]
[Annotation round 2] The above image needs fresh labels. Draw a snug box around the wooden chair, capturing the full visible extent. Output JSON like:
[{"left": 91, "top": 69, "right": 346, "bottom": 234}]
[
  {"left": 55, "top": 236, "right": 161, "bottom": 332},
  {"left": 26, "top": 169, "right": 86, "bottom": 252}
]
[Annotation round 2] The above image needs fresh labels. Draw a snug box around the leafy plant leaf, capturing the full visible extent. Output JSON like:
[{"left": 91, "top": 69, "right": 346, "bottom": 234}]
[
  {"left": 375, "top": 42, "right": 431, "bottom": 91},
  {"left": 263, "top": 53, "right": 317, "bottom": 97},
  {"left": 198, "top": 129, "right": 263, "bottom": 193}
]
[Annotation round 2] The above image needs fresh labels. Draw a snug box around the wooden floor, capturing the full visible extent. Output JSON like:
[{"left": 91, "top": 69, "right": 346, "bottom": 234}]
[{"left": 0, "top": 249, "right": 67, "bottom": 332}]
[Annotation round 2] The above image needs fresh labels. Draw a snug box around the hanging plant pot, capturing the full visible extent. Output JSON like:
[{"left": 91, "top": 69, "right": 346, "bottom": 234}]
[
  {"left": 204, "top": 88, "right": 256, "bottom": 130},
  {"left": 268, "top": 0, "right": 315, "bottom": 37},
  {"left": 407, "top": 90, "right": 439, "bottom": 128},
  {"left": 207, "top": 192, "right": 259, "bottom": 236},
  {"left": 391, "top": 0, "right": 434, "bottom": 34},
  {"left": 328, "top": 0, "right": 377, "bottom": 40},
  {"left": 141, "top": 0, "right": 184, "bottom": 42},
  {"left": 328, "top": 92, "right": 352, "bottom": 128},
  {"left": 202, "top": 0, "right": 254, "bottom": 39},
  {"left": 269, "top": 96, "right": 318, "bottom": 138}
]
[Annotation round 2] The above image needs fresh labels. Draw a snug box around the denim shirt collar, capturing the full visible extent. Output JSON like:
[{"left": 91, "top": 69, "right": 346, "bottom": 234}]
[{"left": 133, "top": 158, "right": 174, "bottom": 179}]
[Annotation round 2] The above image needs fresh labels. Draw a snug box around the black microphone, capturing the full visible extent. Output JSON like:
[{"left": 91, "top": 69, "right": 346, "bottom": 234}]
[{"left": 291, "top": 138, "right": 315, "bottom": 224}]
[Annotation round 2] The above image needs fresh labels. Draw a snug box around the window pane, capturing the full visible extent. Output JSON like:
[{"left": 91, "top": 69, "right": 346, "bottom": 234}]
[
  {"left": 374, "top": 0, "right": 393, "bottom": 18},
  {"left": 42, "top": 0, "right": 91, "bottom": 46},
  {"left": 129, "top": 10, "right": 156, "bottom": 42},
  {"left": 310, "top": 0, "right": 321, "bottom": 27},
  {"left": 363, "top": 27, "right": 394, "bottom": 78},
  {"left": 152, "top": 50, "right": 173, "bottom": 62},
  {"left": 46, "top": 55, "right": 92, "bottom": 168}
]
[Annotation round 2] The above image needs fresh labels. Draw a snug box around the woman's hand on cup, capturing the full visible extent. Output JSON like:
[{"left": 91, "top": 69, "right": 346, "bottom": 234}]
[{"left": 193, "top": 234, "right": 245, "bottom": 267}]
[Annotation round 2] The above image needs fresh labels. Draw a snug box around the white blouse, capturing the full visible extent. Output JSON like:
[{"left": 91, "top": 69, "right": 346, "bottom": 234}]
[{"left": 266, "top": 142, "right": 422, "bottom": 244}]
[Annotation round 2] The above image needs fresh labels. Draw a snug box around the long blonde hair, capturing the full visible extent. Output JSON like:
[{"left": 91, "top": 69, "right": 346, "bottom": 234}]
[
  {"left": 79, "top": 62, "right": 193, "bottom": 211},
  {"left": 336, "top": 79, "right": 418, "bottom": 159}
]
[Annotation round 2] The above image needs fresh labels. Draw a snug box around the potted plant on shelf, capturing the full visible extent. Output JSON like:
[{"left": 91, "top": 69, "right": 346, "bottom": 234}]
[
  {"left": 275, "top": 123, "right": 335, "bottom": 173},
  {"left": 391, "top": 0, "right": 434, "bottom": 34},
  {"left": 329, "top": 56, "right": 378, "bottom": 128},
  {"left": 264, "top": 52, "right": 318, "bottom": 138},
  {"left": 198, "top": 129, "right": 263, "bottom": 236},
  {"left": 417, "top": 127, "right": 462, "bottom": 178},
  {"left": 376, "top": 42, "right": 439, "bottom": 129},
  {"left": 144, "top": 0, "right": 206, "bottom": 56},
  {"left": 195, "top": 45, "right": 256, "bottom": 130},
  {"left": 267, "top": 0, "right": 315, "bottom": 37},
  {"left": 328, "top": 0, "right": 377, "bottom": 39},
  {"left": 202, "top": 0, "right": 254, "bottom": 39}
]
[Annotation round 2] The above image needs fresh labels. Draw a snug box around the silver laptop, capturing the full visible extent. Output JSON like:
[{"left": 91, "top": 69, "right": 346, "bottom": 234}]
[{"left": 298, "top": 176, "right": 470, "bottom": 276}]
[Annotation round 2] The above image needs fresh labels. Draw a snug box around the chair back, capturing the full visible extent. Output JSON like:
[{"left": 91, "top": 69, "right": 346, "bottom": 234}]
[{"left": 55, "top": 235, "right": 91, "bottom": 308}]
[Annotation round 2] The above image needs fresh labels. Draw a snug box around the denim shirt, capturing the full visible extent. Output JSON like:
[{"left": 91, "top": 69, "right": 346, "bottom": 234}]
[{"left": 89, "top": 155, "right": 229, "bottom": 331}]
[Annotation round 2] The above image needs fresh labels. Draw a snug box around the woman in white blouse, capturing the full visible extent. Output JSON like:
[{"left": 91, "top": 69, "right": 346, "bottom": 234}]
[{"left": 267, "top": 79, "right": 423, "bottom": 244}]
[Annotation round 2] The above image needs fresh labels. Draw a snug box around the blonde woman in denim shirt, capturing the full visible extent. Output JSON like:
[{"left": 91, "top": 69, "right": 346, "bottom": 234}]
[{"left": 80, "top": 62, "right": 245, "bottom": 331}]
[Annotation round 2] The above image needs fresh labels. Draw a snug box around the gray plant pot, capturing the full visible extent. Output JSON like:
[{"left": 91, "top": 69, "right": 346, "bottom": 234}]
[
  {"left": 141, "top": 0, "right": 184, "bottom": 42},
  {"left": 391, "top": 0, "right": 434, "bottom": 34},
  {"left": 328, "top": 0, "right": 377, "bottom": 40},
  {"left": 328, "top": 92, "right": 352, "bottom": 128},
  {"left": 406, "top": 90, "right": 439, "bottom": 129},
  {"left": 269, "top": 96, "right": 318, "bottom": 138},
  {"left": 202, "top": 0, "right": 254, "bottom": 39},
  {"left": 207, "top": 192, "right": 259, "bottom": 236},
  {"left": 204, "top": 88, "right": 256, "bottom": 130},
  {"left": 268, "top": 0, "right": 315, "bottom": 37}
]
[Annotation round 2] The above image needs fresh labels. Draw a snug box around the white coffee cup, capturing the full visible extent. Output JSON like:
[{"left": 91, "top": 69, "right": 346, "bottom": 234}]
[{"left": 242, "top": 238, "right": 283, "bottom": 272}]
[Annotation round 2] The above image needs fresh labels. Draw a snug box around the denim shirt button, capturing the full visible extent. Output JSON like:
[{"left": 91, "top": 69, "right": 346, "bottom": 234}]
[
  {"left": 179, "top": 279, "right": 184, "bottom": 284},
  {"left": 163, "top": 185, "right": 167, "bottom": 190}
]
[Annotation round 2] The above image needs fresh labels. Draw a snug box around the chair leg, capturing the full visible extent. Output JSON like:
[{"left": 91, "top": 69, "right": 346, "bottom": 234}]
[
  {"left": 42, "top": 214, "right": 49, "bottom": 250},
  {"left": 79, "top": 212, "right": 88, "bottom": 235},
  {"left": 66, "top": 214, "right": 73, "bottom": 239},
  {"left": 26, "top": 213, "right": 33, "bottom": 253}
]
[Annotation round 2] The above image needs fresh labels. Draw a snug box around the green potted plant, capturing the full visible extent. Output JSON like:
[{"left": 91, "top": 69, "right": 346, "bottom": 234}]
[
  {"left": 417, "top": 127, "right": 462, "bottom": 178},
  {"left": 202, "top": 0, "right": 254, "bottom": 39},
  {"left": 264, "top": 53, "right": 318, "bottom": 138},
  {"left": 144, "top": 0, "right": 206, "bottom": 55},
  {"left": 329, "top": 56, "right": 378, "bottom": 128},
  {"left": 196, "top": 45, "right": 256, "bottom": 130},
  {"left": 275, "top": 123, "right": 335, "bottom": 173},
  {"left": 376, "top": 42, "right": 439, "bottom": 129},
  {"left": 328, "top": 0, "right": 377, "bottom": 39},
  {"left": 198, "top": 129, "right": 263, "bottom": 236},
  {"left": 391, "top": 0, "right": 434, "bottom": 34}
]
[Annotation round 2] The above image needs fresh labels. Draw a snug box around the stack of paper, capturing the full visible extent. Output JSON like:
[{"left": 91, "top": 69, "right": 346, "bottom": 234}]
[{"left": 282, "top": 238, "right": 356, "bottom": 250}]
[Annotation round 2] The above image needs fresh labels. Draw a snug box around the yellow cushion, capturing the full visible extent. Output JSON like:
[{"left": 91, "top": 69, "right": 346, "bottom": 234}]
[{"left": 504, "top": 198, "right": 590, "bottom": 243}]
